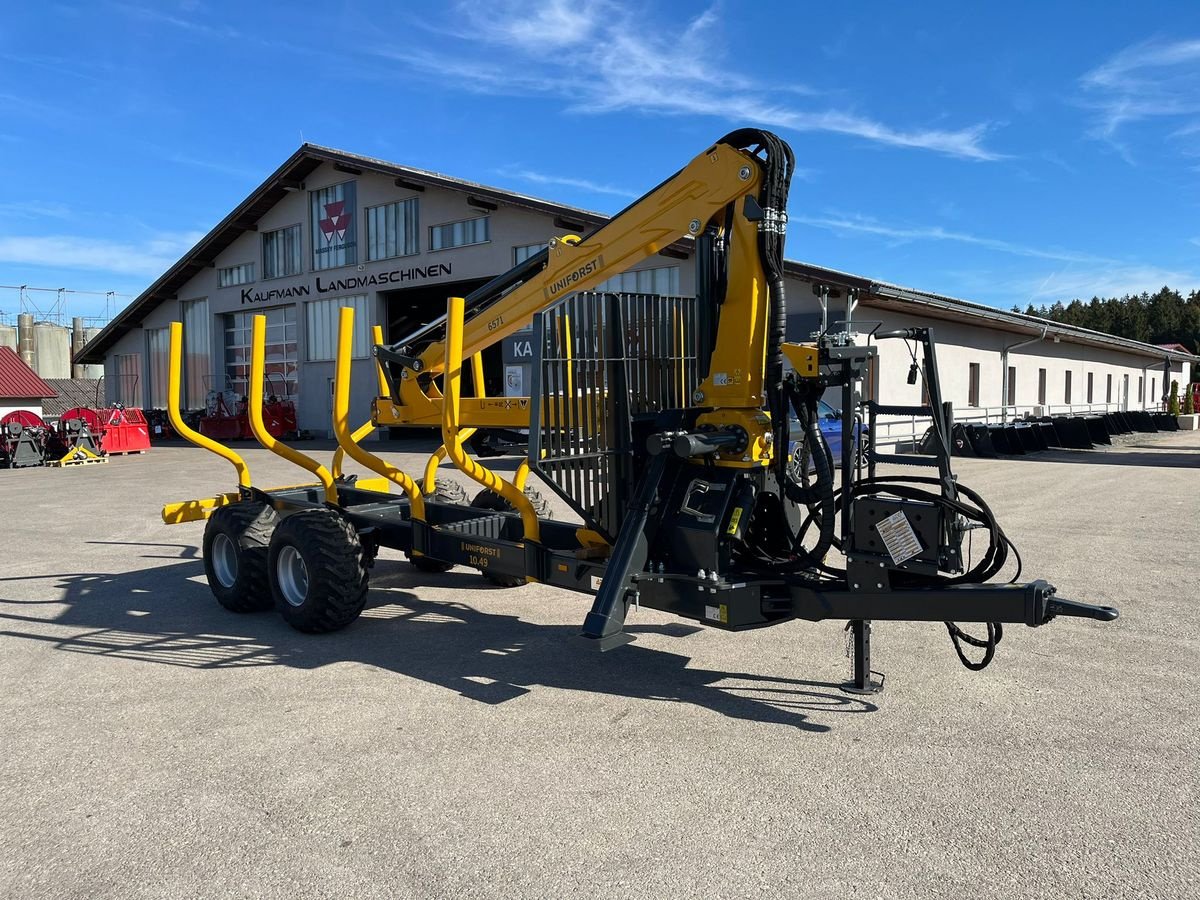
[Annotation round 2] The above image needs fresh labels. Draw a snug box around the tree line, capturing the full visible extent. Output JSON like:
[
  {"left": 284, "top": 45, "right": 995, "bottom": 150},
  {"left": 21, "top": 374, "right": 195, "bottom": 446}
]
[{"left": 1014, "top": 286, "right": 1198, "bottom": 380}]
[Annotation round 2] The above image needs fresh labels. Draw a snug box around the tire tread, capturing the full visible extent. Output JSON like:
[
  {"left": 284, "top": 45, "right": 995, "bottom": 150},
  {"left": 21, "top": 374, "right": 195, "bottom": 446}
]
[{"left": 270, "top": 509, "right": 368, "bottom": 633}]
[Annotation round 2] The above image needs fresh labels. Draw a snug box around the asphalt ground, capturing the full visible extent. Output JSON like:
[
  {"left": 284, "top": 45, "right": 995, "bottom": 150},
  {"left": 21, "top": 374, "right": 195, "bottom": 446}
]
[{"left": 0, "top": 431, "right": 1197, "bottom": 899}]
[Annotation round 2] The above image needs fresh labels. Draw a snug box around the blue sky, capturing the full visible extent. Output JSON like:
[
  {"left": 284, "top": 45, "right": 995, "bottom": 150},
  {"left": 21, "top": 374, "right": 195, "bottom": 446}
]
[{"left": 2, "top": 1, "right": 1199, "bottom": 320}]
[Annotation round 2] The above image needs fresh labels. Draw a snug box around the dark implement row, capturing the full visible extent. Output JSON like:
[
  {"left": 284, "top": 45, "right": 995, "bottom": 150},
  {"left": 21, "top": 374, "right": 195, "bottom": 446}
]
[{"left": 922, "top": 410, "right": 1177, "bottom": 458}]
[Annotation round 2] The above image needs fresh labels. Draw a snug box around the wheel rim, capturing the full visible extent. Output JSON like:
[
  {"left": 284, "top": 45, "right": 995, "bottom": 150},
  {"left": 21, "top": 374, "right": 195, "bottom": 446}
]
[
  {"left": 277, "top": 545, "right": 310, "bottom": 607},
  {"left": 211, "top": 533, "right": 239, "bottom": 588}
]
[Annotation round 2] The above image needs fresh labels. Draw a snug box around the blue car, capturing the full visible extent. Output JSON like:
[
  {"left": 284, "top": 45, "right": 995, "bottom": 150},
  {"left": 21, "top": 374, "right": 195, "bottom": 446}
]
[{"left": 788, "top": 400, "right": 868, "bottom": 472}]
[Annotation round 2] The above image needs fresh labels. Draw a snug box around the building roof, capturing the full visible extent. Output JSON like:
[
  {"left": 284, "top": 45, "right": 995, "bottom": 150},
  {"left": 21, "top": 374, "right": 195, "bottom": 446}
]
[
  {"left": 42, "top": 379, "right": 103, "bottom": 417},
  {"left": 76, "top": 143, "right": 613, "bottom": 363},
  {"left": 784, "top": 260, "right": 1200, "bottom": 364},
  {"left": 77, "top": 143, "right": 1200, "bottom": 367},
  {"left": 0, "top": 347, "right": 57, "bottom": 400}
]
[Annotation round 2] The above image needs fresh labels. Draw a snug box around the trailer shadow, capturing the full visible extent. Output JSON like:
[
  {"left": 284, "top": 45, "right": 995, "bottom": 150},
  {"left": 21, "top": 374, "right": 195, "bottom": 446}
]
[{"left": 0, "top": 552, "right": 876, "bottom": 733}]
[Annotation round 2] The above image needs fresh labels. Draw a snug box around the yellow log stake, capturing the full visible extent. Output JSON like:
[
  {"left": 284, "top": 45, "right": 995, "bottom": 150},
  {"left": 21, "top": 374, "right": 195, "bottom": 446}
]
[
  {"left": 167, "top": 321, "right": 251, "bottom": 488},
  {"left": 332, "top": 325, "right": 389, "bottom": 479},
  {"left": 334, "top": 306, "right": 425, "bottom": 520},
  {"left": 248, "top": 315, "right": 338, "bottom": 503},
  {"left": 422, "top": 348, "right": 484, "bottom": 493},
  {"left": 441, "top": 295, "right": 540, "bottom": 546},
  {"left": 422, "top": 426, "right": 476, "bottom": 494}
]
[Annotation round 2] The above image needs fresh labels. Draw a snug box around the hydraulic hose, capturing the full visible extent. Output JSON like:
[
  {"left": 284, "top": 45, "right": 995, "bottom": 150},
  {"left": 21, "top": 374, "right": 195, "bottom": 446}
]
[{"left": 717, "top": 129, "right": 795, "bottom": 469}]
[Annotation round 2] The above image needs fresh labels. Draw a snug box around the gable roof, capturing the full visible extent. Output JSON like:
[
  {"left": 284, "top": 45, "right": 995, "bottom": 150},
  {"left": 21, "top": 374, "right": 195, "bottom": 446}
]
[
  {"left": 76, "top": 144, "right": 1200, "bottom": 367},
  {"left": 76, "top": 144, "right": 612, "bottom": 364},
  {"left": 0, "top": 347, "right": 57, "bottom": 400}
]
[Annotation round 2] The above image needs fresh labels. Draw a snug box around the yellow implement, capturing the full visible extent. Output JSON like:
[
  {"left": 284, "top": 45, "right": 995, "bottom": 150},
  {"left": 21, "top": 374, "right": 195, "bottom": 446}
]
[{"left": 46, "top": 444, "right": 107, "bottom": 467}]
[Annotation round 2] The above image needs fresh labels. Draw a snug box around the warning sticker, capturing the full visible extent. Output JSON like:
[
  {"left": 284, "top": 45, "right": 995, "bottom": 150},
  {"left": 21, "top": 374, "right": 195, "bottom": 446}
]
[
  {"left": 875, "top": 510, "right": 922, "bottom": 566},
  {"left": 704, "top": 605, "right": 729, "bottom": 623}
]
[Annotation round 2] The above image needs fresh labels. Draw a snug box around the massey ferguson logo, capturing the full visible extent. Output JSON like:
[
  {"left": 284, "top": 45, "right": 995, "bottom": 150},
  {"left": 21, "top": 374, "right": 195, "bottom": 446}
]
[
  {"left": 545, "top": 256, "right": 604, "bottom": 299},
  {"left": 319, "top": 201, "right": 351, "bottom": 244}
]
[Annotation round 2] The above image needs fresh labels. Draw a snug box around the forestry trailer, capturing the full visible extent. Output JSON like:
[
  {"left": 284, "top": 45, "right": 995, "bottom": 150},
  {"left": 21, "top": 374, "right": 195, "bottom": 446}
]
[{"left": 161, "top": 129, "right": 1117, "bottom": 692}]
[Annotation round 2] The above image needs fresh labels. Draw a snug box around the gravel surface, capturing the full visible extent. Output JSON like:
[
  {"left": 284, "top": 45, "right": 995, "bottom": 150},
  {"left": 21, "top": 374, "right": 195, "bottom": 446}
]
[{"left": 1, "top": 432, "right": 1196, "bottom": 899}]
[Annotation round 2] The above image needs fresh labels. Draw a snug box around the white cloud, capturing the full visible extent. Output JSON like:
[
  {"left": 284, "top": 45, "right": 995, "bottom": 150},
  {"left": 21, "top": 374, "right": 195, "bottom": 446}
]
[
  {"left": 383, "top": 3, "right": 1002, "bottom": 161},
  {"left": 462, "top": 0, "right": 609, "bottom": 50},
  {"left": 0, "top": 231, "right": 205, "bottom": 278},
  {"left": 796, "top": 213, "right": 1107, "bottom": 264},
  {"left": 495, "top": 167, "right": 635, "bottom": 199},
  {"left": 796, "top": 212, "right": 1198, "bottom": 304},
  {"left": 1021, "top": 265, "right": 1198, "bottom": 302},
  {"left": 0, "top": 201, "right": 76, "bottom": 221},
  {"left": 163, "top": 153, "right": 260, "bottom": 180},
  {"left": 112, "top": 2, "right": 241, "bottom": 39},
  {"left": 1079, "top": 38, "right": 1200, "bottom": 146}
]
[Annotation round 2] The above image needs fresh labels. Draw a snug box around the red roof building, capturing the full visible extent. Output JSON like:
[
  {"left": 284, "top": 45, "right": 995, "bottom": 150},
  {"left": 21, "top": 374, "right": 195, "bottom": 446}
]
[{"left": 0, "top": 346, "right": 58, "bottom": 408}]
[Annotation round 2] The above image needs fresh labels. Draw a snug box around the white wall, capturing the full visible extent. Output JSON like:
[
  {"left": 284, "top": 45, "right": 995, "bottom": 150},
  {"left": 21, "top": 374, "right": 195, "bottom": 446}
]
[
  {"left": 782, "top": 277, "right": 1194, "bottom": 447},
  {"left": 0, "top": 402, "right": 43, "bottom": 420}
]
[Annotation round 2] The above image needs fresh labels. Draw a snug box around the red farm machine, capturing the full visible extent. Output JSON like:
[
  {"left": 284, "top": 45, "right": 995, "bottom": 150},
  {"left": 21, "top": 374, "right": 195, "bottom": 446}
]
[
  {"left": 0, "top": 409, "right": 106, "bottom": 468},
  {"left": 0, "top": 410, "right": 49, "bottom": 468},
  {"left": 57, "top": 379, "right": 151, "bottom": 456},
  {"left": 58, "top": 405, "right": 150, "bottom": 455},
  {"left": 199, "top": 374, "right": 297, "bottom": 441}
]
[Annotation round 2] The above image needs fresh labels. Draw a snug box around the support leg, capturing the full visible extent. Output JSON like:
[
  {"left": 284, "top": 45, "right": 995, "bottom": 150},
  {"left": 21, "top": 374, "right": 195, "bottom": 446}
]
[
  {"left": 579, "top": 454, "right": 667, "bottom": 650},
  {"left": 842, "top": 619, "right": 884, "bottom": 694}
]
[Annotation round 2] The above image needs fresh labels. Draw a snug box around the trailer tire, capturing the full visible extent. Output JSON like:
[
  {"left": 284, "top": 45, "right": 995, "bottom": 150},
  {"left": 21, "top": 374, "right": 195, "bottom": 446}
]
[
  {"left": 468, "top": 486, "right": 550, "bottom": 587},
  {"left": 268, "top": 508, "right": 368, "bottom": 633},
  {"left": 203, "top": 501, "right": 278, "bottom": 613}
]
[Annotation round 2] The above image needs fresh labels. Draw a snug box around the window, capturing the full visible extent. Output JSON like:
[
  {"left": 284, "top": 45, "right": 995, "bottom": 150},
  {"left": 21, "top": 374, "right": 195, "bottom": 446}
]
[
  {"left": 224, "top": 306, "right": 297, "bottom": 401},
  {"left": 262, "top": 225, "right": 302, "bottom": 279},
  {"left": 366, "top": 198, "right": 418, "bottom": 261},
  {"left": 1065, "top": 371, "right": 1073, "bottom": 404},
  {"left": 311, "top": 181, "right": 357, "bottom": 270},
  {"left": 430, "top": 216, "right": 489, "bottom": 250},
  {"left": 145, "top": 327, "right": 170, "bottom": 409},
  {"left": 1151, "top": 378, "right": 1157, "bottom": 405},
  {"left": 968, "top": 362, "right": 981, "bottom": 407},
  {"left": 218, "top": 262, "right": 255, "bottom": 287},
  {"left": 597, "top": 265, "right": 681, "bottom": 296},
  {"left": 1087, "top": 372, "right": 1094, "bottom": 403},
  {"left": 1106, "top": 374, "right": 1113, "bottom": 404},
  {"left": 514, "top": 242, "right": 545, "bottom": 265},
  {"left": 1007, "top": 366, "right": 1017, "bottom": 406},
  {"left": 1038, "top": 368, "right": 1047, "bottom": 405},
  {"left": 182, "top": 298, "right": 211, "bottom": 409},
  {"left": 306, "top": 295, "right": 370, "bottom": 361},
  {"left": 116, "top": 353, "right": 141, "bottom": 407}
]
